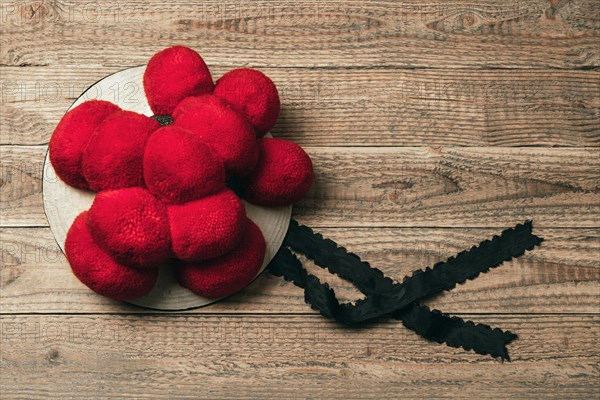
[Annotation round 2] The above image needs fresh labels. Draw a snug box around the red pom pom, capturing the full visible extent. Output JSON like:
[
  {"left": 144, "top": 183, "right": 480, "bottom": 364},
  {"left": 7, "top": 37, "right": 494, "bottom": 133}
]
[
  {"left": 172, "top": 95, "right": 259, "bottom": 176},
  {"left": 82, "top": 111, "right": 159, "bottom": 191},
  {"left": 144, "top": 126, "right": 225, "bottom": 204},
  {"left": 168, "top": 189, "right": 245, "bottom": 262},
  {"left": 143, "top": 46, "right": 214, "bottom": 115},
  {"left": 214, "top": 68, "right": 280, "bottom": 137},
  {"left": 243, "top": 138, "right": 313, "bottom": 206},
  {"left": 177, "top": 218, "right": 266, "bottom": 298},
  {"left": 87, "top": 187, "right": 172, "bottom": 267},
  {"left": 65, "top": 212, "right": 158, "bottom": 301},
  {"left": 49, "top": 100, "right": 121, "bottom": 189}
]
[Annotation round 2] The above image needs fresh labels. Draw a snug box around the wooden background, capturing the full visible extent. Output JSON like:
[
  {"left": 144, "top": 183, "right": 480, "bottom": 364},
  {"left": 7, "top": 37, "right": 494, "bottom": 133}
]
[{"left": 1, "top": 0, "right": 599, "bottom": 398}]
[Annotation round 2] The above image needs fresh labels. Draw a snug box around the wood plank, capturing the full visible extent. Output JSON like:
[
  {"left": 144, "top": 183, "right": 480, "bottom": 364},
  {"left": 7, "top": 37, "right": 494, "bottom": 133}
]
[
  {"left": 1, "top": 1, "right": 598, "bottom": 69},
  {"left": 0, "top": 146, "right": 45, "bottom": 227},
  {"left": 1, "top": 1, "right": 598, "bottom": 398},
  {"left": 0, "top": 314, "right": 598, "bottom": 399},
  {"left": 2, "top": 146, "right": 598, "bottom": 227},
  {"left": 297, "top": 146, "right": 600, "bottom": 228},
  {"left": 1, "top": 226, "right": 597, "bottom": 314},
  {"left": 1, "top": 66, "right": 599, "bottom": 146}
]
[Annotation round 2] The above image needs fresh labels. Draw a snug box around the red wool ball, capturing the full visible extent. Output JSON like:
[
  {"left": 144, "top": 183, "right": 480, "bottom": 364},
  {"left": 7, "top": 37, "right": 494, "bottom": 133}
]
[
  {"left": 82, "top": 111, "right": 160, "bottom": 191},
  {"left": 214, "top": 68, "right": 280, "bottom": 137},
  {"left": 172, "top": 94, "right": 259, "bottom": 176},
  {"left": 243, "top": 138, "right": 314, "bottom": 206},
  {"left": 87, "top": 187, "right": 172, "bottom": 267},
  {"left": 143, "top": 126, "right": 226, "bottom": 204},
  {"left": 143, "top": 45, "right": 214, "bottom": 116},
  {"left": 49, "top": 100, "right": 121, "bottom": 189},
  {"left": 65, "top": 212, "right": 158, "bottom": 301},
  {"left": 177, "top": 218, "right": 266, "bottom": 298},
  {"left": 168, "top": 189, "right": 245, "bottom": 262}
]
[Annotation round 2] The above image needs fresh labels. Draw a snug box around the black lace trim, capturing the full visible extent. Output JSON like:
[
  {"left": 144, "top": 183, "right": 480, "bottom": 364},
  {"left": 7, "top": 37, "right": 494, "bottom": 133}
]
[{"left": 267, "top": 220, "right": 542, "bottom": 360}]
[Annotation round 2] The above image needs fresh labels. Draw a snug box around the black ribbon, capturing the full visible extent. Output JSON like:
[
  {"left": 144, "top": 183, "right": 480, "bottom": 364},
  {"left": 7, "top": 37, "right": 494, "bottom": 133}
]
[{"left": 268, "top": 220, "right": 543, "bottom": 360}]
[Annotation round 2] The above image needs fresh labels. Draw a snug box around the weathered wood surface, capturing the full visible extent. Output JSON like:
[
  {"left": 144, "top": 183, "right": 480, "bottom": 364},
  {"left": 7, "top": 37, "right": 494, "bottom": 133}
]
[
  {"left": 1, "top": 0, "right": 598, "bottom": 69},
  {"left": 2, "top": 66, "right": 599, "bottom": 146},
  {"left": 1, "top": 227, "right": 598, "bottom": 314},
  {"left": 2, "top": 146, "right": 598, "bottom": 227},
  {"left": 1, "top": 0, "right": 599, "bottom": 398},
  {"left": 0, "top": 314, "right": 598, "bottom": 399}
]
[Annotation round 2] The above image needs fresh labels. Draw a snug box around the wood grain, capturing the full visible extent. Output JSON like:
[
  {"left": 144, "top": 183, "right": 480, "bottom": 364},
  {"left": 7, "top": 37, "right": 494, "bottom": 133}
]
[
  {"left": 297, "top": 146, "right": 600, "bottom": 228},
  {"left": 1, "top": 0, "right": 599, "bottom": 397},
  {"left": 0, "top": 146, "right": 45, "bottom": 227},
  {"left": 1, "top": 226, "right": 597, "bottom": 314},
  {"left": 0, "top": 314, "right": 598, "bottom": 399},
  {"left": 1, "top": 66, "right": 599, "bottom": 146},
  {"left": 1, "top": 0, "right": 598, "bottom": 69},
  {"left": 2, "top": 146, "right": 598, "bottom": 228}
]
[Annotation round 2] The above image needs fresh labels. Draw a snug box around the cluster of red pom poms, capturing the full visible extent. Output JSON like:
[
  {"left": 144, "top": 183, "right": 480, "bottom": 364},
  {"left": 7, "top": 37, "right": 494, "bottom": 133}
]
[{"left": 49, "top": 46, "right": 314, "bottom": 302}]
